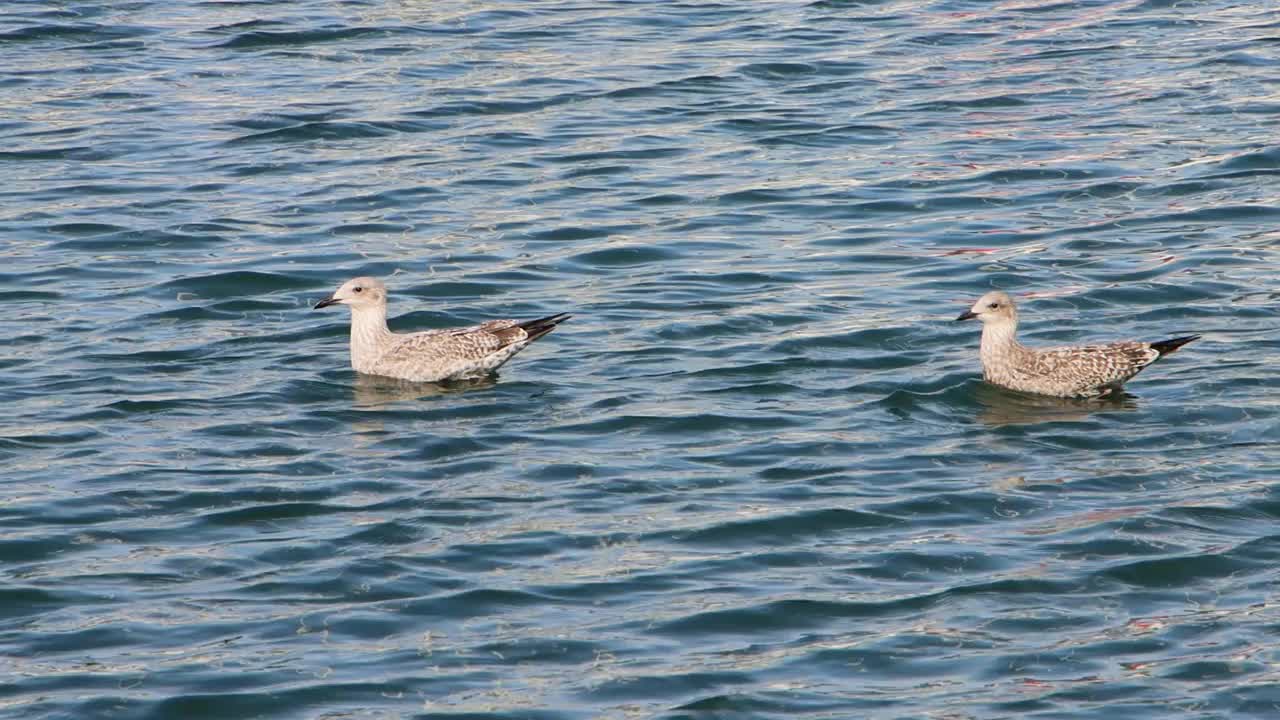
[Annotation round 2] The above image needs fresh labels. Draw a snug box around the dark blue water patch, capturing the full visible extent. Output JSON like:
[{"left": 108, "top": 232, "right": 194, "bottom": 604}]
[
  {"left": 0, "top": 290, "right": 60, "bottom": 303},
  {"left": 1200, "top": 51, "right": 1280, "bottom": 67},
  {"left": 1162, "top": 659, "right": 1268, "bottom": 682},
  {"left": 854, "top": 549, "right": 1010, "bottom": 582},
  {"left": 468, "top": 130, "right": 549, "bottom": 148},
  {"left": 255, "top": 561, "right": 429, "bottom": 605},
  {"left": 225, "top": 108, "right": 352, "bottom": 130},
  {"left": 451, "top": 173, "right": 535, "bottom": 190},
  {"left": 51, "top": 228, "right": 226, "bottom": 251},
  {"left": 329, "top": 222, "right": 413, "bottom": 235},
  {"left": 1022, "top": 180, "right": 1148, "bottom": 202},
  {"left": 603, "top": 73, "right": 736, "bottom": 100},
  {"left": 461, "top": 268, "right": 557, "bottom": 286},
  {"left": 0, "top": 585, "right": 109, "bottom": 621},
  {"left": 587, "top": 670, "right": 755, "bottom": 703},
  {"left": 199, "top": 501, "right": 349, "bottom": 527},
  {"left": 130, "top": 684, "right": 433, "bottom": 720},
  {"left": 1197, "top": 168, "right": 1280, "bottom": 184},
  {"left": 383, "top": 435, "right": 493, "bottom": 463},
  {"left": 756, "top": 123, "right": 898, "bottom": 147},
  {"left": 213, "top": 26, "right": 397, "bottom": 50},
  {"left": 771, "top": 326, "right": 917, "bottom": 355},
  {"left": 713, "top": 187, "right": 814, "bottom": 205},
  {"left": 526, "top": 224, "right": 640, "bottom": 243},
  {"left": 738, "top": 62, "right": 821, "bottom": 81},
  {"left": 667, "top": 508, "right": 901, "bottom": 548},
  {"left": 10, "top": 125, "right": 95, "bottom": 143},
  {"left": 870, "top": 491, "right": 1047, "bottom": 528},
  {"left": 160, "top": 297, "right": 290, "bottom": 318},
  {"left": 1209, "top": 146, "right": 1280, "bottom": 171},
  {"left": 205, "top": 18, "right": 288, "bottom": 33},
  {"left": 311, "top": 611, "right": 410, "bottom": 643},
  {"left": 1208, "top": 100, "right": 1280, "bottom": 116},
  {"left": 1209, "top": 687, "right": 1280, "bottom": 717},
  {"left": 546, "top": 147, "right": 689, "bottom": 165},
  {"left": 27, "top": 622, "right": 161, "bottom": 654},
  {"left": 803, "top": 634, "right": 1000, "bottom": 680},
  {"left": 66, "top": 38, "right": 151, "bottom": 52},
  {"left": 712, "top": 117, "right": 828, "bottom": 134},
  {"left": 907, "top": 31, "right": 1005, "bottom": 50},
  {"left": 662, "top": 212, "right": 771, "bottom": 234},
  {"left": 1077, "top": 281, "right": 1233, "bottom": 308},
  {"left": 557, "top": 411, "right": 805, "bottom": 439},
  {"left": 1159, "top": 506, "right": 1280, "bottom": 539},
  {"left": 472, "top": 637, "right": 606, "bottom": 667},
  {"left": 664, "top": 691, "right": 861, "bottom": 718},
  {"left": 0, "top": 426, "right": 104, "bottom": 449},
  {"left": 755, "top": 458, "right": 853, "bottom": 481},
  {"left": 1117, "top": 205, "right": 1280, "bottom": 230},
  {"left": 0, "top": 23, "right": 148, "bottom": 44},
  {"left": 871, "top": 382, "right": 982, "bottom": 423},
  {"left": 807, "top": 0, "right": 898, "bottom": 8},
  {"left": 410, "top": 93, "right": 590, "bottom": 120},
  {"left": 226, "top": 120, "right": 408, "bottom": 144},
  {"left": 398, "top": 588, "right": 562, "bottom": 621},
  {"left": 396, "top": 280, "right": 507, "bottom": 301},
  {"left": 561, "top": 163, "right": 632, "bottom": 179},
  {"left": 338, "top": 520, "right": 428, "bottom": 549},
  {"left": 158, "top": 271, "right": 316, "bottom": 298},
  {"left": 1101, "top": 552, "right": 1258, "bottom": 589},
  {"left": 0, "top": 145, "right": 115, "bottom": 161},
  {"left": 568, "top": 245, "right": 681, "bottom": 268},
  {"left": 0, "top": 532, "right": 81, "bottom": 564},
  {"left": 1075, "top": 257, "right": 1215, "bottom": 284},
  {"left": 650, "top": 595, "right": 935, "bottom": 639},
  {"left": 661, "top": 318, "right": 789, "bottom": 345}
]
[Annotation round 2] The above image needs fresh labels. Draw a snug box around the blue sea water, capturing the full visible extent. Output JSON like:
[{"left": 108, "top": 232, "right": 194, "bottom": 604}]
[{"left": 2, "top": 1, "right": 1279, "bottom": 718}]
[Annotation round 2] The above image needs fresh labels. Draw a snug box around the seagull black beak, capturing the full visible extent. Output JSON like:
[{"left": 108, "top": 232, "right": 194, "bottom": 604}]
[
  {"left": 314, "top": 296, "right": 340, "bottom": 310},
  {"left": 955, "top": 310, "right": 978, "bottom": 321}
]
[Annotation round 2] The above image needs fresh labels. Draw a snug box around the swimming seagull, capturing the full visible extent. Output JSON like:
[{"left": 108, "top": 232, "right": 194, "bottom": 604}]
[
  {"left": 955, "top": 290, "right": 1198, "bottom": 398},
  {"left": 314, "top": 276, "right": 569, "bottom": 382}
]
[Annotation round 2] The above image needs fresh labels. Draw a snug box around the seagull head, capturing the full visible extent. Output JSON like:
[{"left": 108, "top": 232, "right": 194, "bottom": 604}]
[
  {"left": 956, "top": 290, "right": 1017, "bottom": 324},
  {"left": 314, "top": 276, "right": 387, "bottom": 311}
]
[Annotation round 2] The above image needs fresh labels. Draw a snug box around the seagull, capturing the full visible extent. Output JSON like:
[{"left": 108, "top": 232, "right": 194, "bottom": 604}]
[
  {"left": 314, "top": 276, "right": 569, "bottom": 383},
  {"left": 955, "top": 290, "right": 1198, "bottom": 398}
]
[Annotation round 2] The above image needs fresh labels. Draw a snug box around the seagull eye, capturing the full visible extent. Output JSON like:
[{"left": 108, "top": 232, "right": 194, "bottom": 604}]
[
  {"left": 988, "top": 302, "right": 999, "bottom": 309},
  {"left": 353, "top": 286, "right": 363, "bottom": 293}
]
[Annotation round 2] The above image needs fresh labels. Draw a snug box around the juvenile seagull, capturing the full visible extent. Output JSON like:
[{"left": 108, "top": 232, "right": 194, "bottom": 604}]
[
  {"left": 956, "top": 291, "right": 1198, "bottom": 398},
  {"left": 314, "top": 276, "right": 569, "bottom": 382}
]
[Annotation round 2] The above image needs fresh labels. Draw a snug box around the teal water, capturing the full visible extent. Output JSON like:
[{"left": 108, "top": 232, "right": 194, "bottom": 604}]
[{"left": 3, "top": 1, "right": 1279, "bottom": 718}]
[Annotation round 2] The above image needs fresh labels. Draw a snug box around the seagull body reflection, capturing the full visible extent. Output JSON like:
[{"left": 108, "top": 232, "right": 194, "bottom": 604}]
[
  {"left": 352, "top": 373, "right": 498, "bottom": 408},
  {"left": 973, "top": 381, "right": 1138, "bottom": 426}
]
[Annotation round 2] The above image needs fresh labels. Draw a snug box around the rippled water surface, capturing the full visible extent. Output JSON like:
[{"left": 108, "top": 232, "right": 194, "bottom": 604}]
[{"left": 3, "top": 1, "right": 1280, "bottom": 718}]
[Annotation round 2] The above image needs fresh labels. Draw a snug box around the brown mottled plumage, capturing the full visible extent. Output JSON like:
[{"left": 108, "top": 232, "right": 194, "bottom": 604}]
[
  {"left": 314, "top": 277, "right": 569, "bottom": 382},
  {"left": 955, "top": 291, "right": 1198, "bottom": 398}
]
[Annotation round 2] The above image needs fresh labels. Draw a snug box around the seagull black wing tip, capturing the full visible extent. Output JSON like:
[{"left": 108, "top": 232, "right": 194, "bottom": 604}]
[{"left": 1149, "top": 334, "right": 1200, "bottom": 357}]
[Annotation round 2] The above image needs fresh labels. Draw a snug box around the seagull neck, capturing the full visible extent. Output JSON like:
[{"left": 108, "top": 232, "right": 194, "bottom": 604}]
[
  {"left": 979, "top": 318, "right": 1022, "bottom": 360},
  {"left": 348, "top": 305, "right": 392, "bottom": 360}
]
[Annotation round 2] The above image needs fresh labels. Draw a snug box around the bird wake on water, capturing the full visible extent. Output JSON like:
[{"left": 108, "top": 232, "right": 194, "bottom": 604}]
[
  {"left": 956, "top": 291, "right": 1198, "bottom": 399},
  {"left": 314, "top": 276, "right": 569, "bottom": 383}
]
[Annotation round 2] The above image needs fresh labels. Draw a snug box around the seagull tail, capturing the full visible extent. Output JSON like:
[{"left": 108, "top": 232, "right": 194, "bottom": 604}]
[
  {"left": 518, "top": 313, "right": 572, "bottom": 342},
  {"left": 1149, "top": 334, "right": 1200, "bottom": 358}
]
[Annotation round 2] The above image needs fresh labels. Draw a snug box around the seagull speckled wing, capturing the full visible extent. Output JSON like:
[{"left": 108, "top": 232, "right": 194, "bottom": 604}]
[{"left": 1002, "top": 342, "right": 1159, "bottom": 397}]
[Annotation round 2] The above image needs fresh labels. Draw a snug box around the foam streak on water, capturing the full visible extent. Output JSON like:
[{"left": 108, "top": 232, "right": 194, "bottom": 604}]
[{"left": 2, "top": 1, "right": 1279, "bottom": 718}]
